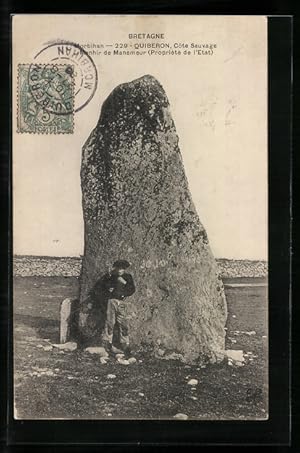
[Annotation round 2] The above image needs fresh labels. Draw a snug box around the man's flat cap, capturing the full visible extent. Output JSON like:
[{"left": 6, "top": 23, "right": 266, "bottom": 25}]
[{"left": 113, "top": 259, "right": 131, "bottom": 269}]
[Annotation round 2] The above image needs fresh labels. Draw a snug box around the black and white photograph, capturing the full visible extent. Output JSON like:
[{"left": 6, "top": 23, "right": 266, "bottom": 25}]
[{"left": 13, "top": 15, "right": 268, "bottom": 420}]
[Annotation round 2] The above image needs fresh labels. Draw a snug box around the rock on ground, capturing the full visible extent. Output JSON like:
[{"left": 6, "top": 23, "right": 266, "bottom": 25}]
[
  {"left": 187, "top": 379, "right": 198, "bottom": 386},
  {"left": 174, "top": 413, "right": 188, "bottom": 420},
  {"left": 52, "top": 342, "right": 77, "bottom": 351},
  {"left": 79, "top": 74, "right": 227, "bottom": 363},
  {"left": 117, "top": 358, "right": 130, "bottom": 365},
  {"left": 225, "top": 349, "right": 245, "bottom": 365},
  {"left": 127, "top": 357, "right": 137, "bottom": 364},
  {"left": 100, "top": 357, "right": 109, "bottom": 364},
  {"left": 85, "top": 346, "right": 108, "bottom": 357}
]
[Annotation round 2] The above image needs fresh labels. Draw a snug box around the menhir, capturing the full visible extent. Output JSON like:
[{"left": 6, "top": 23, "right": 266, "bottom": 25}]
[{"left": 79, "top": 74, "right": 227, "bottom": 363}]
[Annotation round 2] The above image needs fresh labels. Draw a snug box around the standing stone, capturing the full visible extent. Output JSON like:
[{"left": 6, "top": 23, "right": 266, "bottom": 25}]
[
  {"left": 79, "top": 74, "right": 227, "bottom": 363},
  {"left": 60, "top": 298, "right": 72, "bottom": 343},
  {"left": 60, "top": 298, "right": 79, "bottom": 344}
]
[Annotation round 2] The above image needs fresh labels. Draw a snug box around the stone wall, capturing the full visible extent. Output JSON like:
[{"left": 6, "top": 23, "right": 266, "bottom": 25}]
[{"left": 13, "top": 256, "right": 267, "bottom": 278}]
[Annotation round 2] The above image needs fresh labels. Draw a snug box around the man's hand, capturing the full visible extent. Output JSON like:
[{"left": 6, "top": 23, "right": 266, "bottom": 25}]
[
  {"left": 118, "top": 276, "right": 127, "bottom": 285},
  {"left": 108, "top": 287, "right": 114, "bottom": 293}
]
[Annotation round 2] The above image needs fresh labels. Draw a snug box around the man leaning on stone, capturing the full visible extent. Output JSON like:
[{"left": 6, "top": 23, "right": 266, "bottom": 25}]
[{"left": 101, "top": 260, "right": 135, "bottom": 356}]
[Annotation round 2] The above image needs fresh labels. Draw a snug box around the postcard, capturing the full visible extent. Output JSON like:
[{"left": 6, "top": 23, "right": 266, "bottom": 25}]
[{"left": 13, "top": 15, "right": 268, "bottom": 420}]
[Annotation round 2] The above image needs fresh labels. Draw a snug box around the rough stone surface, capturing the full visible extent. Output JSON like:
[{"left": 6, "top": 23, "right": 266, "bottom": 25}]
[
  {"left": 161, "top": 352, "right": 184, "bottom": 362},
  {"left": 79, "top": 74, "right": 227, "bottom": 363}
]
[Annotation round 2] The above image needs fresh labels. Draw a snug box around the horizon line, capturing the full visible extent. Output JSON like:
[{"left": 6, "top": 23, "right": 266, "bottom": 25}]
[{"left": 13, "top": 254, "right": 268, "bottom": 263}]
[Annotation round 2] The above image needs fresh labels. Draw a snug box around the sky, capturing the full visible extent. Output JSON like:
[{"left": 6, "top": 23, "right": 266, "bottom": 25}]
[{"left": 13, "top": 15, "right": 268, "bottom": 260}]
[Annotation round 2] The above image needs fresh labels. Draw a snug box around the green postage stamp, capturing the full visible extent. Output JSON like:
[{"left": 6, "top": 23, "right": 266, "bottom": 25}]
[{"left": 17, "top": 64, "right": 74, "bottom": 134}]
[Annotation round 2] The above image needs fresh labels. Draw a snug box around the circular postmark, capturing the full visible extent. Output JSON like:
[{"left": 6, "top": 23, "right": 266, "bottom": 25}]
[
  {"left": 28, "top": 63, "right": 74, "bottom": 115},
  {"left": 32, "top": 41, "right": 98, "bottom": 113}
]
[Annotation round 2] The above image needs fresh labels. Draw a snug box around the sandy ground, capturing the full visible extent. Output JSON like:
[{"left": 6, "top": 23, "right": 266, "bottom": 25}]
[{"left": 13, "top": 276, "right": 268, "bottom": 420}]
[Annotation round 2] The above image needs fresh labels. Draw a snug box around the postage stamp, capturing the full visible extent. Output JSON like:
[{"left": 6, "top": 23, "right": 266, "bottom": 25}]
[{"left": 17, "top": 64, "right": 74, "bottom": 134}]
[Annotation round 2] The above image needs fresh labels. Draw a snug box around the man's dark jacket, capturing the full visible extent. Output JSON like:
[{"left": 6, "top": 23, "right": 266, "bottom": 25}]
[{"left": 90, "top": 272, "right": 135, "bottom": 301}]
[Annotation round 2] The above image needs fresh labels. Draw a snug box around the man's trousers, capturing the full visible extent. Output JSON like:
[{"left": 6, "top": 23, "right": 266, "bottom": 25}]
[{"left": 102, "top": 299, "right": 130, "bottom": 345}]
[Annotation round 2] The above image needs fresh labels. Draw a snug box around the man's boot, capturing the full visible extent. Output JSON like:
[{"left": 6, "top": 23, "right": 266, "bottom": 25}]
[
  {"left": 122, "top": 344, "right": 131, "bottom": 359},
  {"left": 102, "top": 341, "right": 112, "bottom": 354}
]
